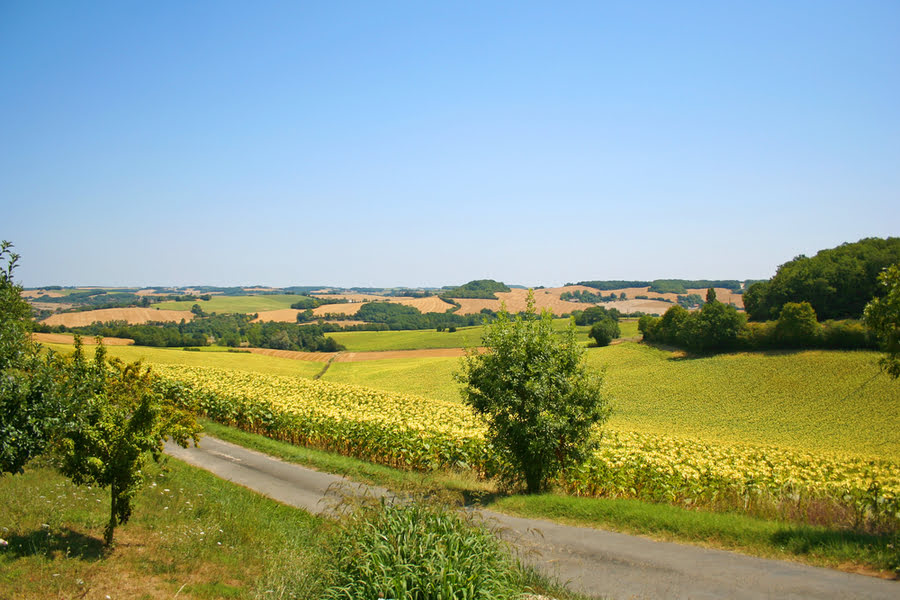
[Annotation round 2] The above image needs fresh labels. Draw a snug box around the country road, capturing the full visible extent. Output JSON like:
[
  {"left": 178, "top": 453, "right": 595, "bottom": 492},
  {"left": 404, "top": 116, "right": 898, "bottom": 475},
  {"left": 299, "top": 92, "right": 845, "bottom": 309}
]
[{"left": 165, "top": 436, "right": 898, "bottom": 600}]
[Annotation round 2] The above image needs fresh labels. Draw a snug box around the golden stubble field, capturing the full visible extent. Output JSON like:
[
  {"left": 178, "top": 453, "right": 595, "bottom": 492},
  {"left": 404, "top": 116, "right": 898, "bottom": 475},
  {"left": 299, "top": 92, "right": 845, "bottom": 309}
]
[
  {"left": 40, "top": 307, "right": 196, "bottom": 327},
  {"left": 311, "top": 295, "right": 457, "bottom": 318}
]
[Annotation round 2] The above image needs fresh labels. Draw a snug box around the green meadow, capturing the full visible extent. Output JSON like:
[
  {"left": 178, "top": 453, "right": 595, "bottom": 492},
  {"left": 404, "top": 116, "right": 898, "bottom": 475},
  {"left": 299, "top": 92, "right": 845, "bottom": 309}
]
[
  {"left": 321, "top": 344, "right": 899, "bottom": 460},
  {"left": 152, "top": 294, "right": 301, "bottom": 313},
  {"left": 327, "top": 318, "right": 598, "bottom": 351},
  {"left": 41, "top": 334, "right": 900, "bottom": 460}
]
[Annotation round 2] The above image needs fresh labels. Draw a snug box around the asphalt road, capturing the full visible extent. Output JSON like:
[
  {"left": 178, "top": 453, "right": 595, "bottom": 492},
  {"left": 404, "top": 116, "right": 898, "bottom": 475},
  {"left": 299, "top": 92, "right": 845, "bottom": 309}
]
[{"left": 164, "top": 436, "right": 898, "bottom": 600}]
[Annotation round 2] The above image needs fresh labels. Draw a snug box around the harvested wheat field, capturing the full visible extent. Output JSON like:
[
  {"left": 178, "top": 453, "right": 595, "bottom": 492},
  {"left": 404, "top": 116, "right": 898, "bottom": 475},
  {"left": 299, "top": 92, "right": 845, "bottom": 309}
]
[
  {"left": 32, "top": 332, "right": 134, "bottom": 346},
  {"left": 251, "top": 309, "right": 365, "bottom": 326},
  {"left": 450, "top": 288, "right": 584, "bottom": 315},
  {"left": 312, "top": 293, "right": 386, "bottom": 303},
  {"left": 313, "top": 303, "right": 364, "bottom": 317},
  {"left": 22, "top": 289, "right": 64, "bottom": 298},
  {"left": 41, "top": 307, "right": 195, "bottom": 328},
  {"left": 389, "top": 296, "right": 457, "bottom": 312}
]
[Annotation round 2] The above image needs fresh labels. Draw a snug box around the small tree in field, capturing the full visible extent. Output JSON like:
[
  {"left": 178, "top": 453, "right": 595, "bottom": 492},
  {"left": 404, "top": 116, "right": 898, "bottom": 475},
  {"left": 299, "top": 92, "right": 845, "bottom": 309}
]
[
  {"left": 56, "top": 338, "right": 200, "bottom": 546},
  {"left": 589, "top": 318, "right": 619, "bottom": 347},
  {"left": 455, "top": 292, "right": 609, "bottom": 493},
  {"left": 864, "top": 263, "right": 900, "bottom": 379}
]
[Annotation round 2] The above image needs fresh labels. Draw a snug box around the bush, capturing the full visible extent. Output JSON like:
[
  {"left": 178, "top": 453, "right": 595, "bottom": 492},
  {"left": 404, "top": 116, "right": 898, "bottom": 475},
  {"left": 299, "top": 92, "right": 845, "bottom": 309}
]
[
  {"left": 775, "top": 302, "right": 821, "bottom": 348},
  {"left": 589, "top": 318, "right": 620, "bottom": 346}
]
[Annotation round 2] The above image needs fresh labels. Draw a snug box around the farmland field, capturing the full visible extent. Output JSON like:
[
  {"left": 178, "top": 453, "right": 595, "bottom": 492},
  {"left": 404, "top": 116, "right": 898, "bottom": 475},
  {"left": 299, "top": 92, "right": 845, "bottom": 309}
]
[
  {"left": 153, "top": 294, "right": 301, "bottom": 313},
  {"left": 325, "top": 318, "right": 599, "bottom": 351},
  {"left": 42, "top": 342, "right": 324, "bottom": 379},
  {"left": 40, "top": 307, "right": 196, "bottom": 327},
  {"left": 319, "top": 344, "right": 899, "bottom": 460},
  {"left": 153, "top": 362, "right": 900, "bottom": 530}
]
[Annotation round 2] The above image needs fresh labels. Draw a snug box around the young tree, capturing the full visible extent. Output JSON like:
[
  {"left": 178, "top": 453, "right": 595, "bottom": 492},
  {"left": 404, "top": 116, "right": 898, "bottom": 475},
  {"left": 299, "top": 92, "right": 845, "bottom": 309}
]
[
  {"left": 864, "top": 264, "right": 900, "bottom": 379},
  {"left": 589, "top": 318, "right": 620, "bottom": 347},
  {"left": 455, "top": 292, "right": 610, "bottom": 493},
  {"left": 56, "top": 338, "right": 201, "bottom": 545}
]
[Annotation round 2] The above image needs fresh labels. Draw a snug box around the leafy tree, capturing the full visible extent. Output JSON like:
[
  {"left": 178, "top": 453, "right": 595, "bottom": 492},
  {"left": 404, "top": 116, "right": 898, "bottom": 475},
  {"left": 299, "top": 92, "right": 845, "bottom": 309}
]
[
  {"left": 56, "top": 338, "right": 200, "bottom": 545},
  {"left": 686, "top": 295, "right": 745, "bottom": 352},
  {"left": 589, "top": 318, "right": 620, "bottom": 347},
  {"left": 0, "top": 241, "right": 63, "bottom": 474},
  {"left": 455, "top": 292, "right": 609, "bottom": 493},
  {"left": 864, "top": 264, "right": 900, "bottom": 378}
]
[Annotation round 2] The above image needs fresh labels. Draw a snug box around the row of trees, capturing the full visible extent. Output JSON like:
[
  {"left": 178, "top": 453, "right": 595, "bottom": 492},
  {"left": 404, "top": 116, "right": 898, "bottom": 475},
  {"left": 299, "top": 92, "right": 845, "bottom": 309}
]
[{"left": 640, "top": 290, "right": 885, "bottom": 354}]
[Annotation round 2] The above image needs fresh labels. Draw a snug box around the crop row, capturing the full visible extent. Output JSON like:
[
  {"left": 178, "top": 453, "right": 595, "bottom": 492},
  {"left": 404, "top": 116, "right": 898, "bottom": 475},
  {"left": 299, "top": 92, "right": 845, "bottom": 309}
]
[{"left": 154, "top": 364, "right": 899, "bottom": 531}]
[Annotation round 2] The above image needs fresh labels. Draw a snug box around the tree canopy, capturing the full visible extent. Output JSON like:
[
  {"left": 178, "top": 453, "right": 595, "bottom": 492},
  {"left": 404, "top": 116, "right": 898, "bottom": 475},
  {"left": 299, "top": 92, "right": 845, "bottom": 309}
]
[
  {"left": 745, "top": 237, "right": 900, "bottom": 321},
  {"left": 455, "top": 292, "right": 609, "bottom": 493},
  {"left": 864, "top": 264, "right": 900, "bottom": 379}
]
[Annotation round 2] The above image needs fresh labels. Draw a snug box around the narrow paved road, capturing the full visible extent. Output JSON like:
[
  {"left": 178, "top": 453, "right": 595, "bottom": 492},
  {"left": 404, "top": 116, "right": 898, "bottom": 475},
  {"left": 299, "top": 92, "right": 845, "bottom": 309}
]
[{"left": 165, "top": 436, "right": 898, "bottom": 600}]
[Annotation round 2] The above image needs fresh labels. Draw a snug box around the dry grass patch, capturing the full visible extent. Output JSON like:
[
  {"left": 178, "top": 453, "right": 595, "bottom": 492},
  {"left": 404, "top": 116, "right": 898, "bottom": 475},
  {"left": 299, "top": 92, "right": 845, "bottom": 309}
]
[
  {"left": 41, "top": 308, "right": 196, "bottom": 327},
  {"left": 32, "top": 332, "right": 134, "bottom": 346}
]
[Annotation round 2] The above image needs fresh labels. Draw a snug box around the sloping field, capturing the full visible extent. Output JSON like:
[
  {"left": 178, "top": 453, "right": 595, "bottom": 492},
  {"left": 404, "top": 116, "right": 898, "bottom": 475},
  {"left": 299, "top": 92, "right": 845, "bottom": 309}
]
[
  {"left": 313, "top": 302, "right": 364, "bottom": 316},
  {"left": 42, "top": 342, "right": 323, "bottom": 378},
  {"left": 452, "top": 288, "right": 586, "bottom": 315},
  {"left": 312, "top": 296, "right": 456, "bottom": 317},
  {"left": 312, "top": 293, "right": 385, "bottom": 303},
  {"left": 32, "top": 332, "right": 134, "bottom": 346},
  {"left": 22, "top": 289, "right": 64, "bottom": 298},
  {"left": 152, "top": 294, "right": 300, "bottom": 313},
  {"left": 391, "top": 295, "right": 457, "bottom": 312},
  {"left": 251, "top": 309, "right": 365, "bottom": 325},
  {"left": 41, "top": 307, "right": 195, "bottom": 327},
  {"left": 448, "top": 286, "right": 744, "bottom": 316},
  {"left": 319, "top": 344, "right": 899, "bottom": 460}
]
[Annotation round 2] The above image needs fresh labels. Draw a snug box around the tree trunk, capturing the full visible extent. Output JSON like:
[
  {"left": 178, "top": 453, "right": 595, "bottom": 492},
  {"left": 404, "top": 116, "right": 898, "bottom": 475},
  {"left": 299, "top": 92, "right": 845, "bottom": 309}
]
[{"left": 104, "top": 483, "right": 117, "bottom": 546}]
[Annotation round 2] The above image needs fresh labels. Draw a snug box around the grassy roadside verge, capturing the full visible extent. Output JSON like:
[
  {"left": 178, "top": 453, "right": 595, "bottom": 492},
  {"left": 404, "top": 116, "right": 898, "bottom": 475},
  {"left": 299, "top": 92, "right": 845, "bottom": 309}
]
[
  {"left": 0, "top": 457, "right": 326, "bottom": 599},
  {"left": 1, "top": 446, "right": 586, "bottom": 600},
  {"left": 202, "top": 420, "right": 899, "bottom": 578}
]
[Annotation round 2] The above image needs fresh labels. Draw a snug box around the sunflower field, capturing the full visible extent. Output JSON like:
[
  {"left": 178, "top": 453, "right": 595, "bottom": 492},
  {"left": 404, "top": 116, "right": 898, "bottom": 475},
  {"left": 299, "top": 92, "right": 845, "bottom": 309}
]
[{"left": 155, "top": 364, "right": 899, "bottom": 531}]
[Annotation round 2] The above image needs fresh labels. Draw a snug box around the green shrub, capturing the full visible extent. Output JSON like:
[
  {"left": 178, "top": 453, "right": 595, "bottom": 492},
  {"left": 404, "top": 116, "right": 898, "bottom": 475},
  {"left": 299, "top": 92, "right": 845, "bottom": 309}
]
[
  {"left": 324, "top": 498, "right": 524, "bottom": 600},
  {"left": 589, "top": 319, "right": 620, "bottom": 346}
]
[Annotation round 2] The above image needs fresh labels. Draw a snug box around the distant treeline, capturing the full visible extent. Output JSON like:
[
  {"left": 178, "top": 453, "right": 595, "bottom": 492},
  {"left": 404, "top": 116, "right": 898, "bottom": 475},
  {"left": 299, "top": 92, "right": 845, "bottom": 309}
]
[
  {"left": 639, "top": 291, "right": 877, "bottom": 353},
  {"left": 312, "top": 301, "right": 490, "bottom": 330},
  {"left": 34, "top": 313, "right": 343, "bottom": 352},
  {"left": 744, "top": 237, "right": 900, "bottom": 321},
  {"left": 575, "top": 280, "right": 746, "bottom": 294}
]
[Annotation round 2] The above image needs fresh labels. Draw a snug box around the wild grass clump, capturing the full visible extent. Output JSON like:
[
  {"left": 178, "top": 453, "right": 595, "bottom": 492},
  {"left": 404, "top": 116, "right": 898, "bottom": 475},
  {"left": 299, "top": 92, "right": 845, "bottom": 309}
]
[{"left": 323, "top": 496, "right": 527, "bottom": 600}]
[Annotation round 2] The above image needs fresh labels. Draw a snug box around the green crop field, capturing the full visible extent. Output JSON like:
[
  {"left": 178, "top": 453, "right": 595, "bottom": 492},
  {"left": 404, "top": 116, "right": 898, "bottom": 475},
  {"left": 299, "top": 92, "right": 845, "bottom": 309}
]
[
  {"left": 323, "top": 357, "right": 462, "bottom": 403},
  {"left": 327, "top": 326, "right": 484, "bottom": 351},
  {"left": 328, "top": 319, "right": 595, "bottom": 351},
  {"left": 321, "top": 343, "right": 900, "bottom": 460},
  {"left": 152, "top": 294, "right": 301, "bottom": 313},
  {"left": 42, "top": 342, "right": 324, "bottom": 379},
  {"left": 589, "top": 344, "right": 900, "bottom": 460}
]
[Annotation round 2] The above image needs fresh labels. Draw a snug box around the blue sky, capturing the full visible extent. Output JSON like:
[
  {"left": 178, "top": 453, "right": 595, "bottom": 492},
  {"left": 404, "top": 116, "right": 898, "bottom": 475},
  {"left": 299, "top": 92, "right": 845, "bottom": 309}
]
[{"left": 2, "top": 1, "right": 898, "bottom": 287}]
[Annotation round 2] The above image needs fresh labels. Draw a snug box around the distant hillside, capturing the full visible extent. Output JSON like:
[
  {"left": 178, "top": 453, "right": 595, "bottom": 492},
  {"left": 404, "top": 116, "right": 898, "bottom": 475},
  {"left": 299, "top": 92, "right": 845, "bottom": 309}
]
[
  {"left": 577, "top": 279, "right": 745, "bottom": 294},
  {"left": 441, "top": 279, "right": 511, "bottom": 299}
]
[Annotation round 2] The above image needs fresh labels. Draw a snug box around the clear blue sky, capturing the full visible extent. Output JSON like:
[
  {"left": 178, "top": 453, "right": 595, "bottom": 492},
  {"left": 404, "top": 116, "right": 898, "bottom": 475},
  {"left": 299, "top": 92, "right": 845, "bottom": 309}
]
[{"left": 2, "top": 1, "right": 898, "bottom": 288}]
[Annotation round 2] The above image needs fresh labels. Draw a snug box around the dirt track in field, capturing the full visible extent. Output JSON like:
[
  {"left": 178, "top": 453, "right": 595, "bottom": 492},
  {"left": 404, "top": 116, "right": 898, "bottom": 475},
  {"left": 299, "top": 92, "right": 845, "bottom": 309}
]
[
  {"left": 246, "top": 347, "right": 470, "bottom": 362},
  {"left": 40, "top": 307, "right": 196, "bottom": 327},
  {"left": 32, "top": 332, "right": 135, "bottom": 346}
]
